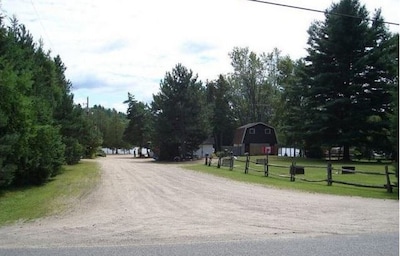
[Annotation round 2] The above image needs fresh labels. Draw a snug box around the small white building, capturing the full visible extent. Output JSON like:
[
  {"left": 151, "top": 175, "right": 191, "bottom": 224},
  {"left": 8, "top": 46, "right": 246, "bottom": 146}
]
[
  {"left": 278, "top": 147, "right": 300, "bottom": 157},
  {"left": 194, "top": 137, "right": 215, "bottom": 158}
]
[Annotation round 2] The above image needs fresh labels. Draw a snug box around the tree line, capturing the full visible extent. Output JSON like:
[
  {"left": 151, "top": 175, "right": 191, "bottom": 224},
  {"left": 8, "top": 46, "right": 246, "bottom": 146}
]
[
  {"left": 0, "top": 14, "right": 133, "bottom": 188},
  {"left": 0, "top": 16, "right": 105, "bottom": 188},
  {"left": 125, "top": 0, "right": 398, "bottom": 162}
]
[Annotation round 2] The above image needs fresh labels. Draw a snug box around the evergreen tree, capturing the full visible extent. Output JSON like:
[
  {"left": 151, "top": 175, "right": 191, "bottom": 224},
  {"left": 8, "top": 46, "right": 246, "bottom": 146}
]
[
  {"left": 386, "top": 34, "right": 399, "bottom": 162},
  {"left": 303, "top": 0, "right": 396, "bottom": 160},
  {"left": 276, "top": 58, "right": 307, "bottom": 148},
  {"left": 0, "top": 15, "right": 103, "bottom": 186},
  {"left": 52, "top": 56, "right": 84, "bottom": 164},
  {"left": 206, "top": 75, "right": 236, "bottom": 152},
  {"left": 124, "top": 94, "right": 152, "bottom": 156},
  {"left": 0, "top": 17, "right": 66, "bottom": 185},
  {"left": 0, "top": 58, "right": 33, "bottom": 186},
  {"left": 152, "top": 64, "right": 210, "bottom": 161}
]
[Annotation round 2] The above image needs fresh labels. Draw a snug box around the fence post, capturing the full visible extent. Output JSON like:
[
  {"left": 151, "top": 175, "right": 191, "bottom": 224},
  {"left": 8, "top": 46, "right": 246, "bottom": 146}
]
[
  {"left": 208, "top": 155, "right": 212, "bottom": 166},
  {"left": 205, "top": 154, "right": 208, "bottom": 165},
  {"left": 264, "top": 153, "right": 269, "bottom": 177},
  {"left": 327, "top": 163, "right": 332, "bottom": 186},
  {"left": 229, "top": 151, "right": 234, "bottom": 171},
  {"left": 217, "top": 155, "right": 221, "bottom": 168},
  {"left": 397, "top": 166, "right": 399, "bottom": 197},
  {"left": 290, "top": 161, "right": 295, "bottom": 182},
  {"left": 385, "top": 165, "right": 393, "bottom": 193},
  {"left": 244, "top": 153, "right": 249, "bottom": 174}
]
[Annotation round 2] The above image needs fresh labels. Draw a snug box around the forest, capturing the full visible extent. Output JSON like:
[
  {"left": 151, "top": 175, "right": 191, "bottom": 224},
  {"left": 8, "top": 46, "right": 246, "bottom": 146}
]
[{"left": 0, "top": 0, "right": 398, "bottom": 187}]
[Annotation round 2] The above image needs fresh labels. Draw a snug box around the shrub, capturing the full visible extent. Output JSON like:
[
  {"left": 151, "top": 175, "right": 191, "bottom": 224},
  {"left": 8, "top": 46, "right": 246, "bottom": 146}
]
[{"left": 64, "top": 137, "right": 84, "bottom": 165}]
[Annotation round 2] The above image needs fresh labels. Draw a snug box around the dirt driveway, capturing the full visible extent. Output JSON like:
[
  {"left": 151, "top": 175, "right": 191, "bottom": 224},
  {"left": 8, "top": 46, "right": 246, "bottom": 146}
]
[{"left": 0, "top": 155, "right": 398, "bottom": 248}]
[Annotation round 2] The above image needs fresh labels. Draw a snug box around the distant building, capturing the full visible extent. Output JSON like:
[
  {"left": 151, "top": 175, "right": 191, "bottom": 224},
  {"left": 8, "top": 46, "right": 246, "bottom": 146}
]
[
  {"left": 233, "top": 122, "right": 278, "bottom": 156},
  {"left": 194, "top": 136, "right": 215, "bottom": 158}
]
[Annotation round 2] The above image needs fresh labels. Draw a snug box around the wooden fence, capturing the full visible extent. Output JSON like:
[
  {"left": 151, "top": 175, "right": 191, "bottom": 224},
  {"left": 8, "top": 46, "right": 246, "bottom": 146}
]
[{"left": 204, "top": 154, "right": 398, "bottom": 193}]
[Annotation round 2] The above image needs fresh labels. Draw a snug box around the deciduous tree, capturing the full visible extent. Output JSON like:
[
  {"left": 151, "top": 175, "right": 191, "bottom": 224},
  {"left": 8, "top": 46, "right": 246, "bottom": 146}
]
[{"left": 228, "top": 47, "right": 282, "bottom": 126}]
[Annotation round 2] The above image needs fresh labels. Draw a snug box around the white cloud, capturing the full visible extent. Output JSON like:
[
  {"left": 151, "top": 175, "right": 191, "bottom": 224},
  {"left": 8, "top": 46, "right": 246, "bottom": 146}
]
[{"left": 2, "top": 0, "right": 398, "bottom": 113}]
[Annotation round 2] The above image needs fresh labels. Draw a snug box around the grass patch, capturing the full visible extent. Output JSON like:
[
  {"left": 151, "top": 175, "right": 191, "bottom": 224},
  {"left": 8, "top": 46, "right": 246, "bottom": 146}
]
[
  {"left": 0, "top": 160, "right": 100, "bottom": 226},
  {"left": 185, "top": 156, "right": 398, "bottom": 200}
]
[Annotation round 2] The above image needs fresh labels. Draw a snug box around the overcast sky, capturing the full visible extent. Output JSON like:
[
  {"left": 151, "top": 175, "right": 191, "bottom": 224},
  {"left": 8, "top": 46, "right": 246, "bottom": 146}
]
[{"left": 2, "top": 0, "right": 399, "bottom": 113}]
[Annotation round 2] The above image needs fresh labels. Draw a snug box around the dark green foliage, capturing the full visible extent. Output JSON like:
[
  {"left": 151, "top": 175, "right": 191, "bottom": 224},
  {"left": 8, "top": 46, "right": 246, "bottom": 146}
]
[
  {"left": 63, "top": 137, "right": 84, "bottom": 165},
  {"left": 124, "top": 94, "right": 152, "bottom": 154},
  {"left": 0, "top": 58, "right": 31, "bottom": 186},
  {"left": 16, "top": 125, "right": 65, "bottom": 186},
  {"left": 273, "top": 58, "right": 305, "bottom": 147},
  {"left": 0, "top": 16, "right": 102, "bottom": 187},
  {"left": 152, "top": 64, "right": 211, "bottom": 161},
  {"left": 206, "top": 75, "right": 236, "bottom": 152},
  {"left": 385, "top": 34, "right": 399, "bottom": 163},
  {"left": 301, "top": 0, "right": 397, "bottom": 159}
]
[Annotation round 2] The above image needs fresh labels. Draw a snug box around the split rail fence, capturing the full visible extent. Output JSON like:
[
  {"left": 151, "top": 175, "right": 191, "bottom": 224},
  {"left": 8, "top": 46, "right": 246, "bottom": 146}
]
[{"left": 204, "top": 153, "right": 398, "bottom": 193}]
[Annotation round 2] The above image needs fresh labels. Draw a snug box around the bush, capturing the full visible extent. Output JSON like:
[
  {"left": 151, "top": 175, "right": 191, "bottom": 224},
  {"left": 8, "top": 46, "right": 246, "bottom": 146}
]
[{"left": 64, "top": 137, "right": 84, "bottom": 165}]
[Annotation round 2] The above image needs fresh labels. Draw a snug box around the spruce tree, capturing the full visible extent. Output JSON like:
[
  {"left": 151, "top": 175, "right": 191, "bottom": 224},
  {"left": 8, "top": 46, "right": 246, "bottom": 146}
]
[{"left": 303, "top": 0, "right": 396, "bottom": 160}]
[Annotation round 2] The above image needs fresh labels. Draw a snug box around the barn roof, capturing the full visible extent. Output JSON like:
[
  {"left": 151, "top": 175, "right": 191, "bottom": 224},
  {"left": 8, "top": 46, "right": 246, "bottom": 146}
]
[
  {"left": 233, "top": 122, "right": 277, "bottom": 145},
  {"left": 237, "top": 122, "right": 271, "bottom": 129}
]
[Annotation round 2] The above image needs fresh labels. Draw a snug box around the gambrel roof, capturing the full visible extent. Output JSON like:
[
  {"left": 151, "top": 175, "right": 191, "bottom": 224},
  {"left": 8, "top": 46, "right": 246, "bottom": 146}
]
[{"left": 233, "top": 122, "right": 278, "bottom": 145}]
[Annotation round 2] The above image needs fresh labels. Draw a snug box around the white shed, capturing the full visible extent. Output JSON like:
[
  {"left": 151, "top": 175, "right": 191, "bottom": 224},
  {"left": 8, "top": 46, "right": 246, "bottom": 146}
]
[{"left": 194, "top": 137, "right": 214, "bottom": 158}]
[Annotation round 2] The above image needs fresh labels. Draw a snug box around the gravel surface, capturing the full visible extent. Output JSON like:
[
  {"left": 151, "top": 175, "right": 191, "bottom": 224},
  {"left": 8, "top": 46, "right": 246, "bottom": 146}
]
[{"left": 0, "top": 155, "right": 398, "bottom": 248}]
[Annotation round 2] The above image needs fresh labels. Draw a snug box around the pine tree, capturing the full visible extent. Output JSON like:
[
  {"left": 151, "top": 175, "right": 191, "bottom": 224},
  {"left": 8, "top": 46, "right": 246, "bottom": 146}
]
[
  {"left": 303, "top": 0, "right": 396, "bottom": 160},
  {"left": 123, "top": 94, "right": 152, "bottom": 155},
  {"left": 152, "top": 64, "right": 210, "bottom": 161}
]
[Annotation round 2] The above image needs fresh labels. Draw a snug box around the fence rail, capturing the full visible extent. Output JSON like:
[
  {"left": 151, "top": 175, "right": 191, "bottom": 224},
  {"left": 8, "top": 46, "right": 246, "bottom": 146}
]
[{"left": 204, "top": 154, "right": 398, "bottom": 193}]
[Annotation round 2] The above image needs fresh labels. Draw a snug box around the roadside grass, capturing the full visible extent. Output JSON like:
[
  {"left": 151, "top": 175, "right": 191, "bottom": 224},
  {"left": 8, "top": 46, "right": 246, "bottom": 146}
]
[
  {"left": 185, "top": 156, "right": 398, "bottom": 200},
  {"left": 0, "top": 160, "right": 100, "bottom": 227}
]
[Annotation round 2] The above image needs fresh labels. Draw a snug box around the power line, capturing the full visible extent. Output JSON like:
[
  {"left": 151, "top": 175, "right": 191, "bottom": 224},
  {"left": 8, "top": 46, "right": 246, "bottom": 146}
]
[
  {"left": 247, "top": 0, "right": 399, "bottom": 26},
  {"left": 30, "top": 0, "right": 54, "bottom": 50}
]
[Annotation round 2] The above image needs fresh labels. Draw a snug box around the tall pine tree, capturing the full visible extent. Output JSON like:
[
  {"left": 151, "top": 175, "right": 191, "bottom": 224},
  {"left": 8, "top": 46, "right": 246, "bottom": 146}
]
[
  {"left": 152, "top": 64, "right": 210, "bottom": 161},
  {"left": 123, "top": 94, "right": 152, "bottom": 155},
  {"left": 303, "top": 0, "right": 396, "bottom": 160}
]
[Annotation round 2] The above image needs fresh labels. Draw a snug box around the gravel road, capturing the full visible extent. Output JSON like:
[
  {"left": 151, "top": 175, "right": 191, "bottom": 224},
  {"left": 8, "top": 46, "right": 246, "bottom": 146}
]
[{"left": 0, "top": 155, "right": 398, "bottom": 248}]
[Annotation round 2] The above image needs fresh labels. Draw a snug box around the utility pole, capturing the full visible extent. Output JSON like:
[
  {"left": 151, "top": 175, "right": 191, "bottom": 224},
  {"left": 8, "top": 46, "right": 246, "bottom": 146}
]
[{"left": 86, "top": 96, "right": 89, "bottom": 115}]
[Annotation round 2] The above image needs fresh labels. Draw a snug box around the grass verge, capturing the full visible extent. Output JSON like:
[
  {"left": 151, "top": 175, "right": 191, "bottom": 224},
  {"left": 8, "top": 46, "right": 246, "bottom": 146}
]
[
  {"left": 0, "top": 160, "right": 100, "bottom": 227},
  {"left": 185, "top": 156, "right": 398, "bottom": 200}
]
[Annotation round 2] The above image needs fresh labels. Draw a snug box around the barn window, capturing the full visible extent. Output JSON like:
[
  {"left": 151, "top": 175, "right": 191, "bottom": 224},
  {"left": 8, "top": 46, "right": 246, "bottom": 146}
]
[
  {"left": 265, "top": 128, "right": 271, "bottom": 134},
  {"left": 249, "top": 128, "right": 256, "bottom": 134}
]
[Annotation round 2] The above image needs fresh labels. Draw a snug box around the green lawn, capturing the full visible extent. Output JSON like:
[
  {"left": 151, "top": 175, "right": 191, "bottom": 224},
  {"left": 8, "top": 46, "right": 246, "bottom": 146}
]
[
  {"left": 0, "top": 160, "right": 100, "bottom": 226},
  {"left": 185, "top": 155, "right": 398, "bottom": 200}
]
